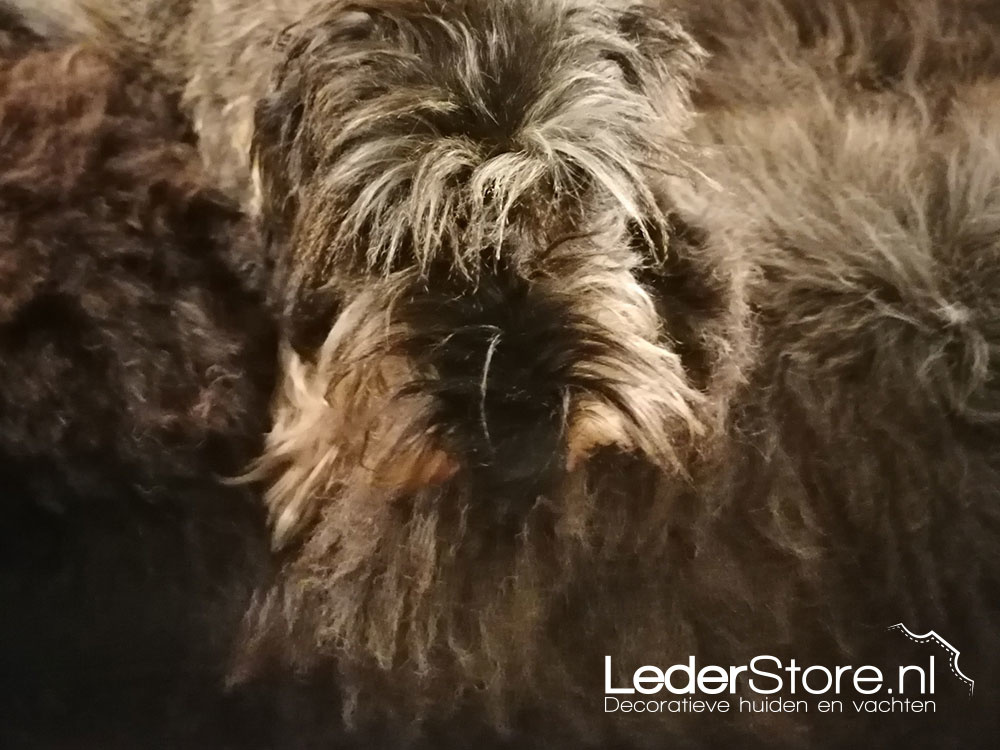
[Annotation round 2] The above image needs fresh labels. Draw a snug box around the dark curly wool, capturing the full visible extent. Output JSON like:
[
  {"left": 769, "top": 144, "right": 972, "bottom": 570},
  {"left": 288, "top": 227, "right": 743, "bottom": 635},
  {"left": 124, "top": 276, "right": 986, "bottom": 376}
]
[
  {"left": 0, "top": 25, "right": 280, "bottom": 749},
  {"left": 3, "top": 1, "right": 1000, "bottom": 749}
]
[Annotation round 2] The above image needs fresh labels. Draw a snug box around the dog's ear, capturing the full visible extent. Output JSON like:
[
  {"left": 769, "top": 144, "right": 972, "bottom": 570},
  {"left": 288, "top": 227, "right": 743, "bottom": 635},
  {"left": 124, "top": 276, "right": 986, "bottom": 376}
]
[
  {"left": 603, "top": 1, "right": 706, "bottom": 98},
  {"left": 590, "top": 2, "right": 706, "bottom": 256},
  {"left": 251, "top": 6, "right": 377, "bottom": 226}
]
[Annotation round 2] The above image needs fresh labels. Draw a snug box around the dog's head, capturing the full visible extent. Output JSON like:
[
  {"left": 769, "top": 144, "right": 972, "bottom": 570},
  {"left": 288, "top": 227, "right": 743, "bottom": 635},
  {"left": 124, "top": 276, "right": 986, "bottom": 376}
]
[{"left": 242, "top": 0, "right": 747, "bottom": 724}]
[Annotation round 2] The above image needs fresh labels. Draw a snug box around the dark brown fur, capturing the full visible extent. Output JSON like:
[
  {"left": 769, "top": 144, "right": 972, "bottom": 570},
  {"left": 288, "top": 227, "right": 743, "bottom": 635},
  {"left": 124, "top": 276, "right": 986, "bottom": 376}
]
[{"left": 0, "top": 27, "right": 280, "bottom": 748}]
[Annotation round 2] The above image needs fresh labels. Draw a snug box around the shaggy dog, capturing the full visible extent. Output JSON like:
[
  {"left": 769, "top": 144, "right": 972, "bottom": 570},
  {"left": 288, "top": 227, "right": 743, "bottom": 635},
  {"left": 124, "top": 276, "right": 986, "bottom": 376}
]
[
  {"left": 9, "top": 0, "right": 1000, "bottom": 748},
  {"left": 0, "top": 18, "right": 280, "bottom": 748}
]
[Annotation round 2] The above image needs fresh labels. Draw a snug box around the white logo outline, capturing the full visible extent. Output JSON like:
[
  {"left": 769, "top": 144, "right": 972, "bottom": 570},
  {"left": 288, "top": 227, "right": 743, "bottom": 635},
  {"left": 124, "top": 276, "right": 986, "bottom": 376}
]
[{"left": 888, "top": 623, "right": 974, "bottom": 696}]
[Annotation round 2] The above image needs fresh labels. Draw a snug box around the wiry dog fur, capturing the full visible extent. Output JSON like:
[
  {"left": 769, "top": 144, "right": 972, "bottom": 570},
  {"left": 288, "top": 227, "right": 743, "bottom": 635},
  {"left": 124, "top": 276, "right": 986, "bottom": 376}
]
[
  {"left": 8, "top": 1, "right": 1000, "bottom": 748},
  {"left": 0, "top": 22, "right": 281, "bottom": 748},
  {"left": 239, "top": 1, "right": 752, "bottom": 733}
]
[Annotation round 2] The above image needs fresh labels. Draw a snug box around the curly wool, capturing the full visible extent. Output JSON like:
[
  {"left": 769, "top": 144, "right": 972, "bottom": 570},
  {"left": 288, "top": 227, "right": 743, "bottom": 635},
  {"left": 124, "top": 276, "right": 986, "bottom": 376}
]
[
  {"left": 0, "top": 44, "right": 276, "bottom": 497},
  {"left": 0, "top": 32, "right": 279, "bottom": 748}
]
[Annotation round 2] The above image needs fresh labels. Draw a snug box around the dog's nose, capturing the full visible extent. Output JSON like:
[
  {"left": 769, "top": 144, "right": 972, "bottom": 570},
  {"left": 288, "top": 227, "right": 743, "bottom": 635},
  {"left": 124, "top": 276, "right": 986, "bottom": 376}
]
[
  {"left": 479, "top": 398, "right": 564, "bottom": 485},
  {"left": 409, "top": 268, "right": 572, "bottom": 501},
  {"left": 433, "top": 358, "right": 567, "bottom": 493}
]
